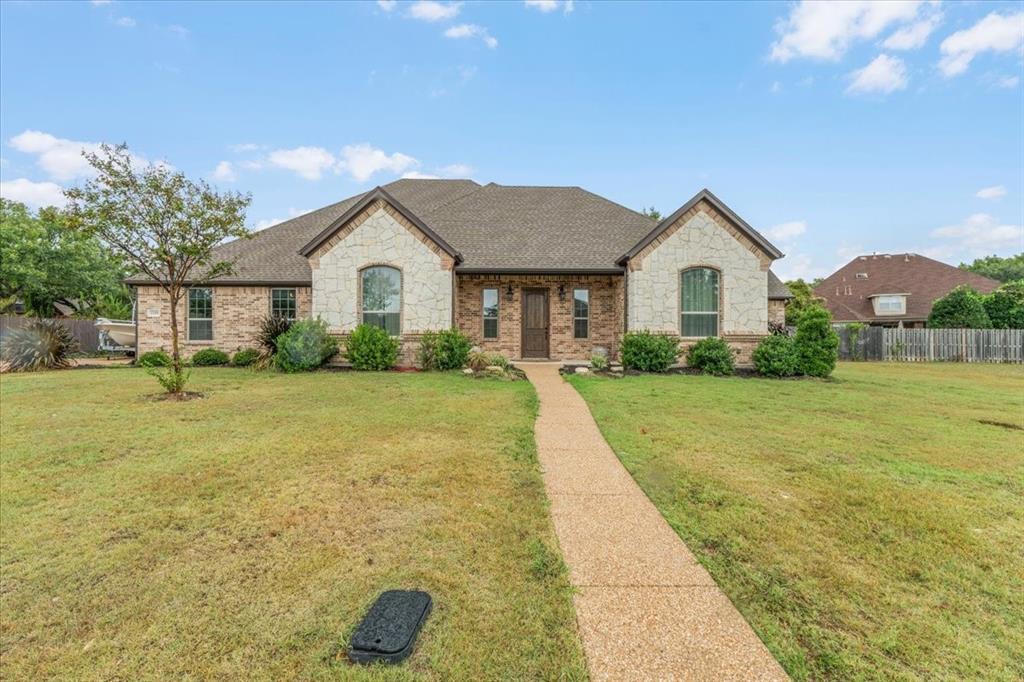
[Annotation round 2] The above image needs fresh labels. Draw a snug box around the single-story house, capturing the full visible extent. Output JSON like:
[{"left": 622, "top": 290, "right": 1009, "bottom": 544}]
[
  {"left": 815, "top": 253, "right": 1001, "bottom": 328},
  {"left": 129, "top": 179, "right": 793, "bottom": 364}
]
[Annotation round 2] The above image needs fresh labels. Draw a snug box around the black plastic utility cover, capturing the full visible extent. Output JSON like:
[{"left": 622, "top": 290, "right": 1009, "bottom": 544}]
[{"left": 349, "top": 590, "right": 432, "bottom": 665}]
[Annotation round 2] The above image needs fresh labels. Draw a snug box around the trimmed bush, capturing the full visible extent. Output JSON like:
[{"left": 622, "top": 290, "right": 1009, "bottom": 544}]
[
  {"left": 232, "top": 348, "right": 259, "bottom": 367},
  {"left": 620, "top": 331, "right": 679, "bottom": 372},
  {"left": 753, "top": 334, "right": 799, "bottom": 377},
  {"left": 927, "top": 286, "right": 991, "bottom": 328},
  {"left": 686, "top": 337, "right": 735, "bottom": 376},
  {"left": 276, "top": 319, "right": 339, "bottom": 372},
  {"left": 794, "top": 307, "right": 839, "bottom": 378},
  {"left": 191, "top": 348, "right": 230, "bottom": 366},
  {"left": 344, "top": 323, "right": 398, "bottom": 371},
  {"left": 0, "top": 319, "right": 79, "bottom": 371},
  {"left": 417, "top": 329, "right": 472, "bottom": 370},
  {"left": 138, "top": 349, "right": 171, "bottom": 368}
]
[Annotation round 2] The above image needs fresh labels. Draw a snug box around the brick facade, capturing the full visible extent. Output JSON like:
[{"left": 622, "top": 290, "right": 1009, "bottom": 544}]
[
  {"left": 135, "top": 285, "right": 312, "bottom": 357},
  {"left": 455, "top": 274, "right": 624, "bottom": 361},
  {"left": 769, "top": 299, "right": 786, "bottom": 327}
]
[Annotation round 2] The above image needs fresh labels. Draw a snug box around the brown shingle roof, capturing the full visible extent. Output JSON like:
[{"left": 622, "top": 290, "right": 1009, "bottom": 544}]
[
  {"left": 814, "top": 253, "right": 1001, "bottom": 322},
  {"left": 768, "top": 271, "right": 793, "bottom": 299},
  {"left": 128, "top": 178, "right": 788, "bottom": 285}
]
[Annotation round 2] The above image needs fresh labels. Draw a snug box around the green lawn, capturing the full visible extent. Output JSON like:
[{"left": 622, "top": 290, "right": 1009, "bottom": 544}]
[
  {"left": 0, "top": 369, "right": 587, "bottom": 680},
  {"left": 568, "top": 362, "right": 1024, "bottom": 681}
]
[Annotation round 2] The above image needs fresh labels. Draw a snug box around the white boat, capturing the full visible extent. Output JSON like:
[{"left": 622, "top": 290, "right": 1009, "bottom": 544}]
[{"left": 95, "top": 318, "right": 136, "bottom": 349}]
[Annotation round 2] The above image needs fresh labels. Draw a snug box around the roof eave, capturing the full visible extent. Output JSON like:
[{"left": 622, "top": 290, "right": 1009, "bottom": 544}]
[{"left": 456, "top": 267, "right": 625, "bottom": 275}]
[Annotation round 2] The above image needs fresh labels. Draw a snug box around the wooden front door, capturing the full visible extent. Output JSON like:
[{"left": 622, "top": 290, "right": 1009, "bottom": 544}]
[{"left": 521, "top": 288, "right": 549, "bottom": 358}]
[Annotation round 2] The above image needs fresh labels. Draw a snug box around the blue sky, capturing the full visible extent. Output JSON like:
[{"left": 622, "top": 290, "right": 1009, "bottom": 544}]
[{"left": 1, "top": 0, "right": 1021, "bottom": 280}]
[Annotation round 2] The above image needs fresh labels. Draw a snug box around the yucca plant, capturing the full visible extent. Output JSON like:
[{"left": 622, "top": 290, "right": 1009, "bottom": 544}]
[
  {"left": 254, "top": 314, "right": 293, "bottom": 369},
  {"left": 1, "top": 319, "right": 80, "bottom": 371}
]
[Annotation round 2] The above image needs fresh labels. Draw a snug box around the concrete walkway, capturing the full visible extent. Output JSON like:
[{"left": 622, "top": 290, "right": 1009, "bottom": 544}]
[{"left": 519, "top": 362, "right": 788, "bottom": 681}]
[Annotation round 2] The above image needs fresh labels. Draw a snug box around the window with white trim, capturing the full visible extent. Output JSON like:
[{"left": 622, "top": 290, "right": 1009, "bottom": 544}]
[
  {"left": 271, "top": 288, "right": 297, "bottom": 319},
  {"left": 482, "top": 288, "right": 499, "bottom": 339},
  {"left": 361, "top": 266, "right": 401, "bottom": 335},
  {"left": 680, "top": 268, "right": 719, "bottom": 337},
  {"left": 573, "top": 289, "right": 589, "bottom": 339},
  {"left": 188, "top": 288, "right": 213, "bottom": 341},
  {"left": 874, "top": 295, "right": 905, "bottom": 314}
]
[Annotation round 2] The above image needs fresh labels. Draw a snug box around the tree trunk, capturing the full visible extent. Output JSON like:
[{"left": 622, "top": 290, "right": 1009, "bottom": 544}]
[{"left": 168, "top": 286, "right": 183, "bottom": 390}]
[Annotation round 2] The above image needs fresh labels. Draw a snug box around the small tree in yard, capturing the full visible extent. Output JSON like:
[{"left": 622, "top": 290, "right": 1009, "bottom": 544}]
[
  {"left": 794, "top": 306, "right": 839, "bottom": 378},
  {"left": 927, "top": 286, "right": 991, "bottom": 329},
  {"left": 64, "top": 144, "right": 250, "bottom": 393}
]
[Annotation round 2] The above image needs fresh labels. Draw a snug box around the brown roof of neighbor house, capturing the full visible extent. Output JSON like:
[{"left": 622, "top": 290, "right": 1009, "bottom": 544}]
[
  {"left": 814, "top": 253, "right": 1001, "bottom": 323},
  {"left": 127, "top": 178, "right": 787, "bottom": 284}
]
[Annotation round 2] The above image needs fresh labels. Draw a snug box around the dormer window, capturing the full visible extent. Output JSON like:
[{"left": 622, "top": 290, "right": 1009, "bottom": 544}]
[{"left": 872, "top": 294, "right": 906, "bottom": 315}]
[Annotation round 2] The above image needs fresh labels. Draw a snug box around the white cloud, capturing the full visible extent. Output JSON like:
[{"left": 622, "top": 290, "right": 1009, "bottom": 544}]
[
  {"left": 267, "top": 146, "right": 336, "bottom": 180},
  {"left": 90, "top": 0, "right": 113, "bottom": 5},
  {"left": 239, "top": 159, "right": 265, "bottom": 171},
  {"left": 931, "top": 213, "right": 1023, "bottom": 253},
  {"left": 939, "top": 12, "right": 1024, "bottom": 77},
  {"left": 996, "top": 75, "right": 1020, "bottom": 89},
  {"left": 846, "top": 54, "right": 908, "bottom": 94},
  {"left": 212, "top": 161, "right": 236, "bottom": 182},
  {"left": 377, "top": 0, "right": 397, "bottom": 11},
  {"left": 976, "top": 185, "right": 1007, "bottom": 200},
  {"left": 770, "top": 81, "right": 782, "bottom": 94},
  {"left": 253, "top": 207, "right": 313, "bottom": 231},
  {"left": 408, "top": 1, "right": 460, "bottom": 22},
  {"left": 444, "top": 24, "right": 498, "bottom": 48},
  {"left": 438, "top": 163, "right": 473, "bottom": 177},
  {"left": 770, "top": 0, "right": 922, "bottom": 62},
  {"left": 229, "top": 143, "right": 263, "bottom": 153},
  {"left": 525, "top": 0, "right": 558, "bottom": 12},
  {"left": 0, "top": 178, "right": 67, "bottom": 209},
  {"left": 114, "top": 16, "right": 136, "bottom": 28},
  {"left": 882, "top": 11, "right": 941, "bottom": 50},
  {"left": 7, "top": 129, "right": 153, "bottom": 181},
  {"left": 337, "top": 143, "right": 418, "bottom": 182},
  {"left": 767, "top": 220, "right": 807, "bottom": 241},
  {"left": 401, "top": 171, "right": 441, "bottom": 179}
]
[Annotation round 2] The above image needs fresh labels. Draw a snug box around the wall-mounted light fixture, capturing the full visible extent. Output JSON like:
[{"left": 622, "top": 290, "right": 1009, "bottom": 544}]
[
  {"left": 558, "top": 284, "right": 566, "bottom": 302},
  {"left": 505, "top": 284, "right": 514, "bottom": 301}
]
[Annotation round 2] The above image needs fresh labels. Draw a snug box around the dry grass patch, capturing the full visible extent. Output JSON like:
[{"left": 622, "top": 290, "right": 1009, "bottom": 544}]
[
  {"left": 0, "top": 369, "right": 586, "bottom": 680},
  {"left": 569, "top": 362, "right": 1024, "bottom": 681}
]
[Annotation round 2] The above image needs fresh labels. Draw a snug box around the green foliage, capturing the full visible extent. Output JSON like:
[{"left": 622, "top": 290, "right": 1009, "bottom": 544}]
[
  {"left": 794, "top": 307, "right": 839, "bottom": 378},
  {"left": 845, "top": 322, "right": 869, "bottom": 361},
  {"left": 0, "top": 199, "right": 128, "bottom": 316},
  {"left": 620, "top": 331, "right": 680, "bottom": 372},
  {"left": 753, "top": 334, "right": 800, "bottom": 377},
  {"left": 344, "top": 324, "right": 399, "bottom": 371},
  {"left": 590, "top": 354, "right": 609, "bottom": 371},
  {"left": 190, "top": 348, "right": 230, "bottom": 366},
  {"left": 982, "top": 280, "right": 1024, "bottom": 329},
  {"left": 417, "top": 329, "right": 472, "bottom": 370},
  {"left": 231, "top": 348, "right": 259, "bottom": 367},
  {"left": 685, "top": 337, "right": 736, "bottom": 376},
  {"left": 488, "top": 354, "right": 511, "bottom": 370},
  {"left": 257, "top": 315, "right": 292, "bottom": 356},
  {"left": 467, "top": 349, "right": 490, "bottom": 372},
  {"left": 138, "top": 350, "right": 171, "bottom": 367},
  {"left": 76, "top": 290, "right": 133, "bottom": 320},
  {"left": 147, "top": 365, "right": 190, "bottom": 393},
  {"left": 0, "top": 319, "right": 79, "bottom": 371},
  {"left": 641, "top": 206, "right": 662, "bottom": 221},
  {"left": 275, "top": 319, "right": 338, "bottom": 372},
  {"left": 960, "top": 253, "right": 1024, "bottom": 283},
  {"left": 783, "top": 279, "right": 824, "bottom": 327},
  {"left": 927, "top": 286, "right": 991, "bottom": 328}
]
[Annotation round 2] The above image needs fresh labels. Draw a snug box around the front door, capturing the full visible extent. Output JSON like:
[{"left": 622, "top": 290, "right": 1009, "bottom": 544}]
[{"left": 521, "top": 288, "right": 549, "bottom": 358}]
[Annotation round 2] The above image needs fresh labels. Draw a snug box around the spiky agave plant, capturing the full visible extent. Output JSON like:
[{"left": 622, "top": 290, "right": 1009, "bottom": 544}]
[
  {"left": 1, "top": 319, "right": 80, "bottom": 371},
  {"left": 253, "top": 314, "right": 293, "bottom": 369}
]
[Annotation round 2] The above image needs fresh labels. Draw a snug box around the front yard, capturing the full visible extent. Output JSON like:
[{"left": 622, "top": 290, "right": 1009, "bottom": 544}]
[
  {"left": 0, "top": 369, "right": 586, "bottom": 680},
  {"left": 568, "top": 362, "right": 1024, "bottom": 681}
]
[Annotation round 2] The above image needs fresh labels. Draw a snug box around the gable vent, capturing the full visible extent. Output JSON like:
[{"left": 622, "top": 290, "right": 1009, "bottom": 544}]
[{"left": 856, "top": 272, "right": 868, "bottom": 279}]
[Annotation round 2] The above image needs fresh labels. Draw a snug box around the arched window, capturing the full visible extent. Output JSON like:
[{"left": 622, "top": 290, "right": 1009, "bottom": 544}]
[
  {"left": 361, "top": 266, "right": 401, "bottom": 335},
  {"left": 680, "top": 267, "right": 719, "bottom": 337}
]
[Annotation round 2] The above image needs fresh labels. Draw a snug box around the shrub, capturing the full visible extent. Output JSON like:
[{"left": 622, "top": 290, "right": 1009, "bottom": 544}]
[
  {"left": 256, "top": 315, "right": 293, "bottom": 355},
  {"left": 621, "top": 331, "right": 679, "bottom": 372},
  {"left": 138, "top": 349, "right": 171, "bottom": 368},
  {"left": 148, "top": 365, "right": 190, "bottom": 393},
  {"left": 416, "top": 331, "right": 438, "bottom": 369},
  {"left": 0, "top": 319, "right": 79, "bottom": 371},
  {"left": 753, "top": 334, "right": 799, "bottom": 377},
  {"left": 488, "top": 353, "right": 511, "bottom": 369},
  {"left": 983, "top": 280, "right": 1024, "bottom": 329},
  {"left": 467, "top": 349, "right": 490, "bottom": 372},
  {"left": 190, "top": 348, "right": 230, "bottom": 366},
  {"left": 276, "top": 319, "right": 338, "bottom": 372},
  {"left": 794, "top": 307, "right": 839, "bottom": 378},
  {"left": 416, "top": 328, "right": 471, "bottom": 370},
  {"left": 686, "top": 337, "right": 735, "bottom": 376},
  {"left": 927, "top": 286, "right": 991, "bottom": 328},
  {"left": 590, "top": 354, "right": 609, "bottom": 371},
  {"left": 344, "top": 323, "right": 398, "bottom": 371},
  {"left": 232, "top": 348, "right": 259, "bottom": 367}
]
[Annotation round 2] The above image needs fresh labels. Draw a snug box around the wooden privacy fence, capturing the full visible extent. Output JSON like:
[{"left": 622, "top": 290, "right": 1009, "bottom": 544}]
[
  {"left": 0, "top": 316, "right": 101, "bottom": 354},
  {"left": 883, "top": 328, "right": 1023, "bottom": 363}
]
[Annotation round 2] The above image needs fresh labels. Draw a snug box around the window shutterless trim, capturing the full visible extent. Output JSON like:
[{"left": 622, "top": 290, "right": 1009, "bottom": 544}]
[
  {"left": 186, "top": 287, "right": 213, "bottom": 342},
  {"left": 358, "top": 264, "right": 402, "bottom": 336},
  {"left": 270, "top": 287, "right": 298, "bottom": 320},
  {"left": 678, "top": 266, "right": 722, "bottom": 338},
  {"left": 572, "top": 287, "right": 590, "bottom": 339},
  {"left": 482, "top": 287, "right": 499, "bottom": 339}
]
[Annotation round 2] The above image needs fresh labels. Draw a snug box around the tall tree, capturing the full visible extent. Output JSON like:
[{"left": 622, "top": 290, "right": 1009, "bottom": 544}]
[
  {"left": 64, "top": 144, "right": 251, "bottom": 393},
  {"left": 0, "top": 199, "right": 128, "bottom": 316},
  {"left": 959, "top": 254, "right": 1024, "bottom": 283},
  {"left": 783, "top": 278, "right": 823, "bottom": 326},
  {"left": 927, "top": 286, "right": 991, "bottom": 328}
]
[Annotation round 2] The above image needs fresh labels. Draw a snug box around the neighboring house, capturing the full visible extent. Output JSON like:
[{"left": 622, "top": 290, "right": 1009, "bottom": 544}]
[
  {"left": 128, "top": 180, "right": 793, "bottom": 364},
  {"left": 815, "top": 253, "right": 1001, "bottom": 328}
]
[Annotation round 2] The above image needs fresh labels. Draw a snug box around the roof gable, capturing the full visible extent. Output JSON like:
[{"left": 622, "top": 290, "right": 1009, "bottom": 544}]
[{"left": 618, "top": 189, "right": 783, "bottom": 266}]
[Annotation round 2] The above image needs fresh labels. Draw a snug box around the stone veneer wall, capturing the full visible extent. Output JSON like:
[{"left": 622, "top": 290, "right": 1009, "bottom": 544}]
[
  {"left": 456, "top": 274, "right": 624, "bottom": 361},
  {"left": 310, "top": 203, "right": 453, "bottom": 334},
  {"left": 135, "top": 285, "right": 312, "bottom": 357},
  {"left": 768, "top": 299, "right": 786, "bottom": 327}
]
